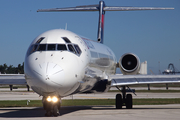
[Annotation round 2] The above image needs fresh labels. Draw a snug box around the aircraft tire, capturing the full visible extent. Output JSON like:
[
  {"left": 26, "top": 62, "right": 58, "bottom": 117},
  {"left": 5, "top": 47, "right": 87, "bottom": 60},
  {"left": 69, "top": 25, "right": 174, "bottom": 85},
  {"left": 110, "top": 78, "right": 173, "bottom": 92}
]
[
  {"left": 53, "top": 105, "right": 60, "bottom": 117},
  {"left": 43, "top": 101, "right": 48, "bottom": 110},
  {"left": 116, "top": 94, "right": 122, "bottom": 109},
  {"left": 126, "top": 94, "right": 132, "bottom": 109},
  {"left": 45, "top": 110, "right": 52, "bottom": 117}
]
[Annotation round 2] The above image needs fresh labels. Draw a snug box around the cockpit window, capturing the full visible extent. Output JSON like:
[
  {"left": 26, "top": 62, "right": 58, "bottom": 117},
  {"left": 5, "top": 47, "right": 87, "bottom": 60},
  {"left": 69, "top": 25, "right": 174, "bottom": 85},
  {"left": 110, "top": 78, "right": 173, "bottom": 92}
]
[
  {"left": 32, "top": 45, "right": 38, "bottom": 52},
  {"left": 57, "top": 44, "right": 67, "bottom": 50},
  {"left": 27, "top": 41, "right": 82, "bottom": 57},
  {"left": 74, "top": 45, "right": 82, "bottom": 55},
  {"left": 47, "top": 44, "right": 56, "bottom": 50},
  {"left": 28, "top": 45, "right": 34, "bottom": 55},
  {"left": 27, "top": 45, "right": 38, "bottom": 56},
  {"left": 36, "top": 37, "right": 45, "bottom": 44},
  {"left": 68, "top": 44, "right": 76, "bottom": 54},
  {"left": 62, "top": 37, "right": 71, "bottom": 43},
  {"left": 37, "top": 44, "right": 46, "bottom": 51}
]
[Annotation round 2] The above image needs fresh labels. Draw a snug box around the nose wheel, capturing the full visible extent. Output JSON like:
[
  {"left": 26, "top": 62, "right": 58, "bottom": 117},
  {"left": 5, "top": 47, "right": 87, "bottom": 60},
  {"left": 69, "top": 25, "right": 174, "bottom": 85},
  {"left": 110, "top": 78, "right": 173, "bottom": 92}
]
[
  {"left": 43, "top": 96, "right": 61, "bottom": 117},
  {"left": 115, "top": 86, "right": 133, "bottom": 109}
]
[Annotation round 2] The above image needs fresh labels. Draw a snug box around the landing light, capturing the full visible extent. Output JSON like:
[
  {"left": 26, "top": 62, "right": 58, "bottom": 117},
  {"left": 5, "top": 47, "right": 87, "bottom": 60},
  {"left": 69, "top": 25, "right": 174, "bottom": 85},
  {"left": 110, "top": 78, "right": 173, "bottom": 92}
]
[
  {"left": 47, "top": 96, "right": 51, "bottom": 102},
  {"left": 46, "top": 96, "right": 58, "bottom": 103},
  {"left": 52, "top": 96, "right": 58, "bottom": 102}
]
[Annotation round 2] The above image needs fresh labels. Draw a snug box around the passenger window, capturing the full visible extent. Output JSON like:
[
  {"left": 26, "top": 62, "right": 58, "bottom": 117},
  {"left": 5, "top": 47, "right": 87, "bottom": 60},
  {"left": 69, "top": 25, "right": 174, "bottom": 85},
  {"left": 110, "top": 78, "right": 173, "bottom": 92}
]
[
  {"left": 57, "top": 44, "right": 67, "bottom": 50},
  {"left": 47, "top": 44, "right": 56, "bottom": 50},
  {"left": 68, "top": 44, "right": 76, "bottom": 54},
  {"left": 91, "top": 51, "right": 98, "bottom": 58},
  {"left": 109, "top": 56, "right": 114, "bottom": 60},
  {"left": 74, "top": 45, "right": 82, "bottom": 55},
  {"left": 99, "top": 53, "right": 109, "bottom": 59},
  {"left": 37, "top": 44, "right": 46, "bottom": 51}
]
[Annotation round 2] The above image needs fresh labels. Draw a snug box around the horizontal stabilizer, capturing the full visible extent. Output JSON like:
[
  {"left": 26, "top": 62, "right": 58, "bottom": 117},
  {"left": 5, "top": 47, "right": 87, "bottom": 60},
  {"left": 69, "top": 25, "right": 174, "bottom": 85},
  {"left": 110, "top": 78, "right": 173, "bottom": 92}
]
[
  {"left": 37, "top": 1, "right": 174, "bottom": 43},
  {"left": 37, "top": 6, "right": 174, "bottom": 12},
  {"left": 104, "top": 7, "right": 174, "bottom": 11},
  {"left": 76, "top": 4, "right": 99, "bottom": 8},
  {"left": 37, "top": 6, "right": 99, "bottom": 12}
]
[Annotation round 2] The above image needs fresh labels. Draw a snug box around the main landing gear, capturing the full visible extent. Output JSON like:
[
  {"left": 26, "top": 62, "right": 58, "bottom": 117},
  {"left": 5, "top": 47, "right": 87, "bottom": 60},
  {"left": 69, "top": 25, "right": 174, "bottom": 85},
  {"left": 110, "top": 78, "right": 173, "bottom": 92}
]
[
  {"left": 115, "top": 86, "right": 133, "bottom": 109},
  {"left": 42, "top": 96, "right": 61, "bottom": 117}
]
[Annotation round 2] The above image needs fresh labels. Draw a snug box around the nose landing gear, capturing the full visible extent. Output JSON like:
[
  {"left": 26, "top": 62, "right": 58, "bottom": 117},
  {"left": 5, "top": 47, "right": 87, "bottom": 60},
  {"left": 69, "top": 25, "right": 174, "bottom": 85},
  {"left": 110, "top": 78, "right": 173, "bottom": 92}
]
[{"left": 42, "top": 96, "right": 61, "bottom": 117}]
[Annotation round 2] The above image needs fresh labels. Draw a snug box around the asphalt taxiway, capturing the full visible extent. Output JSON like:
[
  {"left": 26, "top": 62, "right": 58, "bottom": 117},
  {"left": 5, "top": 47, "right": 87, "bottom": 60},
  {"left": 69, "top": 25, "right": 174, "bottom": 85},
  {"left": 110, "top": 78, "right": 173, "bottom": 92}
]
[
  {"left": 0, "top": 87, "right": 180, "bottom": 119},
  {"left": 0, "top": 104, "right": 180, "bottom": 120}
]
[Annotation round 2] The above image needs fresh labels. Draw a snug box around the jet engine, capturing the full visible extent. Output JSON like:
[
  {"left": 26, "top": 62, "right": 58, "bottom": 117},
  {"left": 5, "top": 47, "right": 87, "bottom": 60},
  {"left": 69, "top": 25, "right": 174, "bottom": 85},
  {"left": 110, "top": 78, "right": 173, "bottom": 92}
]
[{"left": 119, "top": 53, "right": 140, "bottom": 75}]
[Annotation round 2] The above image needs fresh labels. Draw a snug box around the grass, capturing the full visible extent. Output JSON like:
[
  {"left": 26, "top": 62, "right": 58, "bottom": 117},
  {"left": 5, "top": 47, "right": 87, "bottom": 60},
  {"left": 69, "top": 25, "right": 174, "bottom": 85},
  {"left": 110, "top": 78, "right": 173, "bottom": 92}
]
[
  {"left": 133, "top": 98, "right": 180, "bottom": 105},
  {"left": 0, "top": 85, "right": 27, "bottom": 88},
  {"left": 108, "top": 90, "right": 180, "bottom": 93},
  {"left": 0, "top": 100, "right": 42, "bottom": 107},
  {"left": 0, "top": 98, "right": 180, "bottom": 108}
]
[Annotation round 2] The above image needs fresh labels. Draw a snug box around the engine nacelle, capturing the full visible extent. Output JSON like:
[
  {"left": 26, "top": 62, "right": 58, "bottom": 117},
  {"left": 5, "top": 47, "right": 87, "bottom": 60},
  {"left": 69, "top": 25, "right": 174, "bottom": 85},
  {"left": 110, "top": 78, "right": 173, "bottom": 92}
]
[{"left": 119, "top": 53, "right": 140, "bottom": 75}]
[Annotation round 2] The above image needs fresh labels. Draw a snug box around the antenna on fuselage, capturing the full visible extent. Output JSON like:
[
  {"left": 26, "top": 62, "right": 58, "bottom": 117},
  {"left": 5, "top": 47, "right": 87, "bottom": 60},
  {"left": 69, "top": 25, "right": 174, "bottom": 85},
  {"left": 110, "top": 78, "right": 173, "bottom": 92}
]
[
  {"left": 37, "top": 1, "right": 174, "bottom": 44},
  {"left": 65, "top": 23, "right": 67, "bottom": 30}
]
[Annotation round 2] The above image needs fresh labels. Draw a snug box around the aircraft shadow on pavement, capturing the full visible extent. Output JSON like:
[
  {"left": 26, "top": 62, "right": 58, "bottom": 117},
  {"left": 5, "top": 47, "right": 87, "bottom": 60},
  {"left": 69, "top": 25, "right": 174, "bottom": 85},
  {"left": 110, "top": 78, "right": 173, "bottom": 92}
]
[
  {"left": 0, "top": 106, "right": 92, "bottom": 118},
  {"left": 0, "top": 106, "right": 179, "bottom": 118}
]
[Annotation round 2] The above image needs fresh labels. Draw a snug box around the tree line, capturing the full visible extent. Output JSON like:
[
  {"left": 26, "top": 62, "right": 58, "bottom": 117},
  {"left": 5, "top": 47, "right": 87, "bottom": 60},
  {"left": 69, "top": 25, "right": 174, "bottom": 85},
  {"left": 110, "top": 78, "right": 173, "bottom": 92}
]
[{"left": 0, "top": 63, "right": 24, "bottom": 74}]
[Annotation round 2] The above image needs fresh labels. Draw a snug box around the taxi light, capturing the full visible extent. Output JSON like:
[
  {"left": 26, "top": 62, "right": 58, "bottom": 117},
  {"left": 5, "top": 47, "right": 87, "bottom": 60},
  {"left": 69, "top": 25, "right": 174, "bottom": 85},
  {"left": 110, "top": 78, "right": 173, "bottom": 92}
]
[{"left": 52, "top": 96, "right": 58, "bottom": 103}]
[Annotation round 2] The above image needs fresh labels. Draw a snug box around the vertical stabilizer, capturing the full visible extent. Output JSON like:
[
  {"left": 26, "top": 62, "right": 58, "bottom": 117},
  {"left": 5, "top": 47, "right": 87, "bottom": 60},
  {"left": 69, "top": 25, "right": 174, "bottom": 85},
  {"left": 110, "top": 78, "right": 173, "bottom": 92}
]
[
  {"left": 97, "top": 1, "right": 105, "bottom": 43},
  {"left": 37, "top": 1, "right": 174, "bottom": 44}
]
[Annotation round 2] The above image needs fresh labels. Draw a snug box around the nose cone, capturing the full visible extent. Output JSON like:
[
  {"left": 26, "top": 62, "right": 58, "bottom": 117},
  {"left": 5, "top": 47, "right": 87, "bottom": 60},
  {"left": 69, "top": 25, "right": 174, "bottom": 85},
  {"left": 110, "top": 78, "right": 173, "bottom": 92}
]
[
  {"left": 29, "top": 62, "right": 66, "bottom": 94},
  {"left": 37, "top": 62, "right": 64, "bottom": 85}
]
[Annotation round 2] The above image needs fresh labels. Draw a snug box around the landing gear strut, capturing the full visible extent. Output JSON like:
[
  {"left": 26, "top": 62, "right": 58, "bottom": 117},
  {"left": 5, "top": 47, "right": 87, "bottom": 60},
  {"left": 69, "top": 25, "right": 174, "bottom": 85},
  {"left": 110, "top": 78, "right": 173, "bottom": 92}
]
[
  {"left": 42, "top": 96, "right": 61, "bottom": 117},
  {"left": 115, "top": 86, "right": 133, "bottom": 109}
]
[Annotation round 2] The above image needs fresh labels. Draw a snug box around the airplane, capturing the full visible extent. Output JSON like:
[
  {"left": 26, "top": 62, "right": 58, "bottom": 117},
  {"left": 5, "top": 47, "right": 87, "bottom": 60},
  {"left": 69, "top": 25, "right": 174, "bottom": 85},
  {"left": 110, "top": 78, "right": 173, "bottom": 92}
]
[{"left": 0, "top": 0, "right": 180, "bottom": 117}]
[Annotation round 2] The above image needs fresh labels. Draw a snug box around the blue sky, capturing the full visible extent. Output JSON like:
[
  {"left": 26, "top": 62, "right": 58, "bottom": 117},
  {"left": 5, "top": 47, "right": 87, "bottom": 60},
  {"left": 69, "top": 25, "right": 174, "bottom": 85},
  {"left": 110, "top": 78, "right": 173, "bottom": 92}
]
[{"left": 0, "top": 0, "right": 180, "bottom": 74}]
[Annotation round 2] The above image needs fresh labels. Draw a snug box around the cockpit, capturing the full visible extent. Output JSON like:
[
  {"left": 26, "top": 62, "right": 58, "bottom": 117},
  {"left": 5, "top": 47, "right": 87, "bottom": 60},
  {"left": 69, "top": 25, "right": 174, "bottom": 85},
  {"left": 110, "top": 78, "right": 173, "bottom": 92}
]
[{"left": 27, "top": 37, "right": 82, "bottom": 56}]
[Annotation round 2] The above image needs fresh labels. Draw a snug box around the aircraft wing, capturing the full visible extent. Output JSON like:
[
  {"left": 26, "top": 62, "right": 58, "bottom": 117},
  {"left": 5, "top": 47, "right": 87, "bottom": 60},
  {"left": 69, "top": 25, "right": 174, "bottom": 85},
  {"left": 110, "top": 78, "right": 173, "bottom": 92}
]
[
  {"left": 110, "top": 74, "right": 180, "bottom": 87},
  {"left": 0, "top": 74, "right": 27, "bottom": 85}
]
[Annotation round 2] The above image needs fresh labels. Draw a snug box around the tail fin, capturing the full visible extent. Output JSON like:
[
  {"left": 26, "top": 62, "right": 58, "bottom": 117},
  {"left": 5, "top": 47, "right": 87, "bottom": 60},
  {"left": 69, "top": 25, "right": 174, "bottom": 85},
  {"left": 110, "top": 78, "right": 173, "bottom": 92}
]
[
  {"left": 97, "top": 1, "right": 105, "bottom": 43},
  {"left": 37, "top": 1, "right": 174, "bottom": 44}
]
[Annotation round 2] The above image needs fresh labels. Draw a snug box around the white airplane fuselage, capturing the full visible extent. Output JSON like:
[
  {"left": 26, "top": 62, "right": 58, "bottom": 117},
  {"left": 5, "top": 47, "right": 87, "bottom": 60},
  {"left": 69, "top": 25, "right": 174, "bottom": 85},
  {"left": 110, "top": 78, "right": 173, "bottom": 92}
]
[
  {"left": 24, "top": 29, "right": 117, "bottom": 97},
  {"left": 21, "top": 1, "right": 178, "bottom": 116}
]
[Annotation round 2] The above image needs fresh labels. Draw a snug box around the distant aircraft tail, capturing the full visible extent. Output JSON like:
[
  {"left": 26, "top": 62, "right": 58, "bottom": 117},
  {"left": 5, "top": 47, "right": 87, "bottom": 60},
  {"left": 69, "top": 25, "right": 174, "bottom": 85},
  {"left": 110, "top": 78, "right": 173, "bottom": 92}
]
[{"left": 37, "top": 1, "right": 174, "bottom": 44}]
